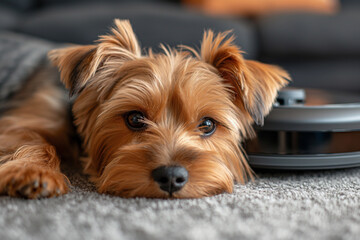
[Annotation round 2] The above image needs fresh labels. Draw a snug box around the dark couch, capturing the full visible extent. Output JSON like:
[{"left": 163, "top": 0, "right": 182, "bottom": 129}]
[{"left": 1, "top": 0, "right": 359, "bottom": 92}]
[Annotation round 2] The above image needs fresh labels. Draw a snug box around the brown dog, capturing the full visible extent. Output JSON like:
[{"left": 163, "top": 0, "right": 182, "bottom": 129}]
[{"left": 0, "top": 19, "right": 289, "bottom": 199}]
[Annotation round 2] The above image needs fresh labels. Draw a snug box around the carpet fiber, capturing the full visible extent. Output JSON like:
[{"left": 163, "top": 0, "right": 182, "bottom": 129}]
[{"left": 1, "top": 162, "right": 360, "bottom": 240}]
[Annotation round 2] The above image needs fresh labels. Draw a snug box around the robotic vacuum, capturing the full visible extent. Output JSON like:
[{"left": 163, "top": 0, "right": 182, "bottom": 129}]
[{"left": 245, "top": 88, "right": 360, "bottom": 170}]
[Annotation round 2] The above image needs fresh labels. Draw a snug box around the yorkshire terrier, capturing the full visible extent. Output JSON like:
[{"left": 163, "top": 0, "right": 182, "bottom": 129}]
[{"left": 0, "top": 19, "right": 289, "bottom": 199}]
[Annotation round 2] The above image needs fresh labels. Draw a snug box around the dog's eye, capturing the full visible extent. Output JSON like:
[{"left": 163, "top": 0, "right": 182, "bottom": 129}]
[
  {"left": 125, "top": 111, "right": 147, "bottom": 131},
  {"left": 198, "top": 117, "right": 216, "bottom": 137}
]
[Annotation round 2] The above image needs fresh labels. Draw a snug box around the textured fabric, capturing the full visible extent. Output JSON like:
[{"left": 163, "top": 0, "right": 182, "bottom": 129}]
[
  {"left": 1, "top": 162, "right": 360, "bottom": 240},
  {"left": 16, "top": 3, "right": 257, "bottom": 59},
  {"left": 258, "top": 9, "right": 360, "bottom": 58},
  {"left": 0, "top": 32, "right": 52, "bottom": 104}
]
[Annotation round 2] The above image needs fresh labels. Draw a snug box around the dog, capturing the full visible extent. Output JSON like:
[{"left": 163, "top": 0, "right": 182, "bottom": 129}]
[{"left": 0, "top": 19, "right": 289, "bottom": 199}]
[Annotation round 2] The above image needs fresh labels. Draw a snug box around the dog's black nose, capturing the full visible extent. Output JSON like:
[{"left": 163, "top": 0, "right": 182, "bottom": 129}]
[{"left": 151, "top": 166, "right": 188, "bottom": 195}]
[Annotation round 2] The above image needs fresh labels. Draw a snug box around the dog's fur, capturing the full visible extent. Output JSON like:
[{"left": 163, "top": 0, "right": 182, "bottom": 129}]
[{"left": 0, "top": 20, "right": 289, "bottom": 199}]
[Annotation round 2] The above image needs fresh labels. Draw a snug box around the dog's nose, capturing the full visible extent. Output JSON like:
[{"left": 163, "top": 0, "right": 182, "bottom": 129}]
[{"left": 151, "top": 166, "right": 188, "bottom": 195}]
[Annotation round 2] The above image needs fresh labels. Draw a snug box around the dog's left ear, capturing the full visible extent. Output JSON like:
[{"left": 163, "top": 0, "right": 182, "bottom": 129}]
[
  {"left": 200, "top": 30, "right": 290, "bottom": 125},
  {"left": 48, "top": 19, "right": 141, "bottom": 97}
]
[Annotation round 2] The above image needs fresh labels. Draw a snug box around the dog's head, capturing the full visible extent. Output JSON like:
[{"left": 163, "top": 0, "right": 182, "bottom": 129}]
[{"left": 49, "top": 19, "right": 289, "bottom": 198}]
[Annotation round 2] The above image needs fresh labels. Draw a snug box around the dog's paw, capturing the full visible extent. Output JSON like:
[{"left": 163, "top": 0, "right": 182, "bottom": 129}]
[{"left": 0, "top": 162, "right": 69, "bottom": 199}]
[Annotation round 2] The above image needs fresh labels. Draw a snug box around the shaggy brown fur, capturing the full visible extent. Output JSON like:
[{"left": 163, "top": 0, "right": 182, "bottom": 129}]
[{"left": 0, "top": 19, "right": 289, "bottom": 199}]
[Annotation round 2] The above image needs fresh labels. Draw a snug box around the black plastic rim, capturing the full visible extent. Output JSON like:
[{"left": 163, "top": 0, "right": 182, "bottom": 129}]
[
  {"left": 245, "top": 130, "right": 360, "bottom": 155},
  {"left": 245, "top": 88, "right": 360, "bottom": 170}
]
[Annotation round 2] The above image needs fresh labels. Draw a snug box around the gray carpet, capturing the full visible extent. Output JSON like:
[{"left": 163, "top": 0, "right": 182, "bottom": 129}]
[{"left": 1, "top": 162, "right": 360, "bottom": 240}]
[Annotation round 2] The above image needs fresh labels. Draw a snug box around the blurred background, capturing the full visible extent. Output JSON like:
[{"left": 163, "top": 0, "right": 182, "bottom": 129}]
[{"left": 0, "top": 0, "right": 359, "bottom": 92}]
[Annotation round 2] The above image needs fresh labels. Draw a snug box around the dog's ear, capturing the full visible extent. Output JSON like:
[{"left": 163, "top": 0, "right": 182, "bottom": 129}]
[
  {"left": 48, "top": 19, "right": 141, "bottom": 96},
  {"left": 200, "top": 30, "right": 290, "bottom": 125},
  {"left": 48, "top": 45, "right": 97, "bottom": 96}
]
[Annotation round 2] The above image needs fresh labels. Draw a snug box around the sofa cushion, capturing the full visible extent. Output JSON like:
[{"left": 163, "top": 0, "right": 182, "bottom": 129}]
[
  {"left": 0, "top": 6, "right": 20, "bottom": 30},
  {"left": 0, "top": 0, "right": 36, "bottom": 11},
  {"left": 39, "top": 0, "right": 167, "bottom": 8},
  {"left": 258, "top": 8, "right": 360, "bottom": 58},
  {"left": 341, "top": 0, "right": 360, "bottom": 7},
  {"left": 15, "top": 2, "right": 257, "bottom": 58},
  {"left": 272, "top": 58, "right": 360, "bottom": 92}
]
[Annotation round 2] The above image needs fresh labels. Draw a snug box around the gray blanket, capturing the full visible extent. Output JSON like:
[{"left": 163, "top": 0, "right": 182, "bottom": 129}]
[
  {"left": 0, "top": 33, "right": 360, "bottom": 240},
  {"left": 0, "top": 32, "right": 53, "bottom": 103}
]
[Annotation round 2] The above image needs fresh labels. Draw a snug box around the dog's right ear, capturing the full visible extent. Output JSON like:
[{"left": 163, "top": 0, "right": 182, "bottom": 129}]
[
  {"left": 48, "top": 45, "right": 97, "bottom": 96},
  {"left": 48, "top": 19, "right": 141, "bottom": 96}
]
